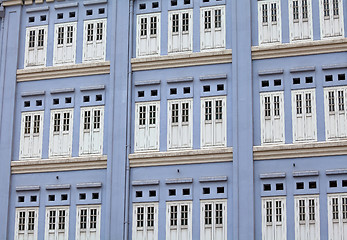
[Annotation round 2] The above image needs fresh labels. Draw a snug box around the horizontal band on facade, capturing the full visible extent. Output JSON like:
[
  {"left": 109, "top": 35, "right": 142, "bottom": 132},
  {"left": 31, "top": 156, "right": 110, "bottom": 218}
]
[
  {"left": 292, "top": 170, "right": 319, "bottom": 177},
  {"left": 16, "top": 61, "right": 110, "bottom": 82},
  {"left": 253, "top": 140, "right": 347, "bottom": 160},
  {"left": 76, "top": 182, "right": 102, "bottom": 188},
  {"left": 11, "top": 155, "right": 107, "bottom": 174},
  {"left": 131, "top": 50, "right": 232, "bottom": 72},
  {"left": 252, "top": 38, "right": 347, "bottom": 60},
  {"left": 165, "top": 178, "right": 193, "bottom": 184},
  {"left": 259, "top": 172, "right": 286, "bottom": 179},
  {"left": 46, "top": 184, "right": 71, "bottom": 190},
  {"left": 16, "top": 185, "right": 40, "bottom": 192},
  {"left": 129, "top": 147, "right": 233, "bottom": 168}
]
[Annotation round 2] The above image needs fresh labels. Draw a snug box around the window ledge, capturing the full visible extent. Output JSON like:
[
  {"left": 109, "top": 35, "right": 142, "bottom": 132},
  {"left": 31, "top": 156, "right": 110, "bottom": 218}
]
[
  {"left": 11, "top": 155, "right": 107, "bottom": 174},
  {"left": 129, "top": 147, "right": 233, "bottom": 167},
  {"left": 252, "top": 38, "right": 347, "bottom": 60},
  {"left": 17, "top": 61, "right": 110, "bottom": 82},
  {"left": 253, "top": 140, "right": 347, "bottom": 160},
  {"left": 131, "top": 49, "right": 232, "bottom": 71}
]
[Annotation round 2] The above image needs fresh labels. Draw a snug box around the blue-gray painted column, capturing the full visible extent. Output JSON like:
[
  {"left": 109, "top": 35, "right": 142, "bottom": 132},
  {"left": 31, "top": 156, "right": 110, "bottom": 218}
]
[
  {"left": 0, "top": 6, "right": 21, "bottom": 240},
  {"left": 232, "top": 0, "right": 254, "bottom": 239}
]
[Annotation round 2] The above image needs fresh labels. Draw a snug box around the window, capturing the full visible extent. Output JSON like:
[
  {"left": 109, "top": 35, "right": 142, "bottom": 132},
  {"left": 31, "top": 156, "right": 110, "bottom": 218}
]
[
  {"left": 137, "top": 13, "right": 160, "bottom": 57},
  {"left": 19, "top": 111, "right": 44, "bottom": 159},
  {"left": 328, "top": 194, "right": 347, "bottom": 239},
  {"left": 166, "top": 201, "right": 192, "bottom": 240},
  {"left": 49, "top": 109, "right": 74, "bottom": 157},
  {"left": 262, "top": 197, "right": 286, "bottom": 240},
  {"left": 45, "top": 207, "right": 69, "bottom": 240},
  {"left": 200, "top": 5, "right": 225, "bottom": 50},
  {"left": 25, "top": 26, "right": 47, "bottom": 68},
  {"left": 289, "top": 0, "right": 312, "bottom": 41},
  {"left": 201, "top": 96, "right": 226, "bottom": 148},
  {"left": 54, "top": 22, "right": 77, "bottom": 65},
  {"left": 324, "top": 87, "right": 347, "bottom": 140},
  {"left": 132, "top": 203, "right": 158, "bottom": 240},
  {"left": 258, "top": 1, "right": 281, "bottom": 45},
  {"left": 294, "top": 196, "right": 320, "bottom": 240},
  {"left": 292, "top": 89, "right": 317, "bottom": 142},
  {"left": 200, "top": 200, "right": 227, "bottom": 240},
  {"left": 76, "top": 205, "right": 101, "bottom": 240},
  {"left": 260, "top": 92, "right": 285, "bottom": 144},
  {"left": 79, "top": 106, "right": 104, "bottom": 155},
  {"left": 168, "top": 9, "right": 193, "bottom": 53},
  {"left": 15, "top": 208, "right": 38, "bottom": 240},
  {"left": 319, "top": 0, "right": 344, "bottom": 38},
  {"left": 167, "top": 99, "right": 192, "bottom": 150},
  {"left": 83, "top": 19, "right": 107, "bottom": 62},
  {"left": 134, "top": 102, "right": 160, "bottom": 152}
]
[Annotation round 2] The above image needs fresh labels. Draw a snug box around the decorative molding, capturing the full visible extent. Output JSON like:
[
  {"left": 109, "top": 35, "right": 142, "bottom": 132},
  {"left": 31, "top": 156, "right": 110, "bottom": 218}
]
[
  {"left": 131, "top": 50, "right": 232, "bottom": 71},
  {"left": 167, "top": 77, "right": 193, "bottom": 83},
  {"left": 76, "top": 182, "right": 102, "bottom": 188},
  {"left": 322, "top": 63, "right": 347, "bottom": 70},
  {"left": 11, "top": 155, "right": 107, "bottom": 174},
  {"left": 326, "top": 169, "right": 347, "bottom": 175},
  {"left": 2, "top": 0, "right": 23, "bottom": 7},
  {"left": 21, "top": 91, "right": 45, "bottom": 97},
  {"left": 259, "top": 172, "right": 286, "bottom": 179},
  {"left": 129, "top": 147, "right": 233, "bottom": 168},
  {"left": 258, "top": 69, "right": 284, "bottom": 76},
  {"left": 289, "top": 66, "right": 315, "bottom": 73},
  {"left": 253, "top": 140, "right": 347, "bottom": 160},
  {"left": 46, "top": 184, "right": 71, "bottom": 190},
  {"left": 252, "top": 39, "right": 347, "bottom": 60},
  {"left": 132, "top": 180, "right": 160, "bottom": 186},
  {"left": 134, "top": 80, "right": 161, "bottom": 86},
  {"left": 26, "top": 6, "right": 49, "bottom": 12},
  {"left": 200, "top": 74, "right": 227, "bottom": 81},
  {"left": 54, "top": 2, "right": 78, "bottom": 9},
  {"left": 17, "top": 61, "right": 110, "bottom": 82},
  {"left": 293, "top": 170, "right": 319, "bottom": 177},
  {"left": 83, "top": 0, "right": 107, "bottom": 6},
  {"left": 199, "top": 176, "right": 228, "bottom": 182},
  {"left": 50, "top": 88, "right": 75, "bottom": 94},
  {"left": 16, "top": 185, "right": 40, "bottom": 191},
  {"left": 166, "top": 178, "right": 193, "bottom": 184}
]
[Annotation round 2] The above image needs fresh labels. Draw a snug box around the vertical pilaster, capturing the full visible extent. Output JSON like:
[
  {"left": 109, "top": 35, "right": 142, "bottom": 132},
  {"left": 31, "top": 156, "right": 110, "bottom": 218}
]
[{"left": 232, "top": 0, "right": 254, "bottom": 239}]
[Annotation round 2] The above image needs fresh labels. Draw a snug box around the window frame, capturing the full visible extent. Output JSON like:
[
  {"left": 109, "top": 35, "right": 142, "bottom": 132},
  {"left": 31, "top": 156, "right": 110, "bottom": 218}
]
[
  {"left": 200, "top": 199, "right": 227, "bottom": 240},
  {"left": 166, "top": 201, "right": 192, "bottom": 240},
  {"left": 258, "top": 0, "right": 282, "bottom": 45},
  {"left": 75, "top": 205, "right": 101, "bottom": 240},
  {"left": 15, "top": 207, "right": 39, "bottom": 240},
  {"left": 132, "top": 202, "right": 158, "bottom": 240},
  {"left": 262, "top": 197, "right": 287, "bottom": 240},
  {"left": 24, "top": 25, "right": 48, "bottom": 68},
  {"left": 44, "top": 206, "right": 69, "bottom": 240},
  {"left": 53, "top": 22, "right": 77, "bottom": 65},
  {"left": 83, "top": 18, "right": 107, "bottom": 62},
  {"left": 136, "top": 13, "right": 161, "bottom": 57}
]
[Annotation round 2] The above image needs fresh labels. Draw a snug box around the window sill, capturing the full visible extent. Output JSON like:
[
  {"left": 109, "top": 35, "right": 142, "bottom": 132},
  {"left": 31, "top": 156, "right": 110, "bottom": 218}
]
[{"left": 17, "top": 61, "right": 110, "bottom": 82}]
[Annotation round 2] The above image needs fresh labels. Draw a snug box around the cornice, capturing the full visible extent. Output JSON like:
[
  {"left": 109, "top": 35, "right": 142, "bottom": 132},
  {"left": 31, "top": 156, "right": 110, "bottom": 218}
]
[
  {"left": 17, "top": 61, "right": 110, "bottom": 82},
  {"left": 129, "top": 147, "right": 233, "bottom": 168},
  {"left": 131, "top": 49, "right": 232, "bottom": 72},
  {"left": 11, "top": 155, "right": 107, "bottom": 174},
  {"left": 2, "top": 0, "right": 23, "bottom": 7},
  {"left": 253, "top": 140, "right": 347, "bottom": 160},
  {"left": 252, "top": 38, "right": 347, "bottom": 60}
]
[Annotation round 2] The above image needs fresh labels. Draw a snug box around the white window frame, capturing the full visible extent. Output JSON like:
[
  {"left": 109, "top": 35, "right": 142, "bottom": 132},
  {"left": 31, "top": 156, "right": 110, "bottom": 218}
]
[
  {"left": 45, "top": 206, "right": 69, "bottom": 240},
  {"left": 76, "top": 205, "right": 101, "bottom": 240},
  {"left": 200, "top": 199, "right": 227, "bottom": 240},
  {"left": 200, "top": 5, "right": 226, "bottom": 51},
  {"left": 324, "top": 86, "right": 347, "bottom": 140},
  {"left": 132, "top": 203, "right": 158, "bottom": 240},
  {"left": 294, "top": 195, "right": 320, "bottom": 240},
  {"left": 53, "top": 22, "right": 77, "bottom": 65},
  {"left": 166, "top": 201, "right": 192, "bottom": 240},
  {"left": 260, "top": 92, "right": 285, "bottom": 145},
  {"left": 24, "top": 25, "right": 48, "bottom": 68},
  {"left": 136, "top": 13, "right": 161, "bottom": 57},
  {"left": 49, "top": 108, "right": 74, "bottom": 158},
  {"left": 201, "top": 96, "right": 227, "bottom": 148},
  {"left": 19, "top": 111, "right": 44, "bottom": 160},
  {"left": 83, "top": 18, "right": 107, "bottom": 62},
  {"left": 319, "top": 0, "right": 344, "bottom": 39},
  {"left": 258, "top": 0, "right": 282, "bottom": 45},
  {"left": 134, "top": 101, "right": 160, "bottom": 152},
  {"left": 262, "top": 197, "right": 287, "bottom": 240},
  {"left": 289, "top": 0, "right": 313, "bottom": 42},
  {"left": 327, "top": 194, "right": 347, "bottom": 240},
  {"left": 168, "top": 9, "right": 193, "bottom": 54},
  {"left": 15, "top": 207, "right": 39, "bottom": 240},
  {"left": 291, "top": 89, "right": 317, "bottom": 143},
  {"left": 167, "top": 99, "right": 193, "bottom": 150},
  {"left": 79, "top": 106, "right": 104, "bottom": 155}
]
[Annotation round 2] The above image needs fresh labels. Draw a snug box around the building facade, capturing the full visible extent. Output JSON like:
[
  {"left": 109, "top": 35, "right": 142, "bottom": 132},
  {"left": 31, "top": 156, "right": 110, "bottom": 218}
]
[{"left": 0, "top": 0, "right": 346, "bottom": 240}]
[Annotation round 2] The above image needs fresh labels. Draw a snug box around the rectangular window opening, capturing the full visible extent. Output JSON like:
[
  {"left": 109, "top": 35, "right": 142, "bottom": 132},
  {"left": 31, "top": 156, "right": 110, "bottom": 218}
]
[
  {"left": 263, "top": 184, "right": 271, "bottom": 191},
  {"left": 262, "top": 80, "right": 269, "bottom": 87},
  {"left": 203, "top": 187, "right": 210, "bottom": 194},
  {"left": 151, "top": 90, "right": 158, "bottom": 96},
  {"left": 69, "top": 12, "right": 76, "bottom": 18},
  {"left": 338, "top": 74, "right": 346, "bottom": 81},
  {"left": 40, "top": 15, "right": 46, "bottom": 21},
  {"left": 30, "top": 195, "right": 37, "bottom": 202},
  {"left": 217, "top": 187, "right": 225, "bottom": 193},
  {"left": 309, "top": 181, "right": 317, "bottom": 189},
  {"left": 182, "top": 188, "right": 190, "bottom": 195},
  {"left": 276, "top": 183, "right": 284, "bottom": 191},
  {"left": 329, "top": 180, "right": 337, "bottom": 188},
  {"left": 86, "top": 10, "right": 93, "bottom": 16},
  {"left": 171, "top": 0, "right": 178, "bottom": 6},
  {"left": 170, "top": 88, "right": 177, "bottom": 95},
  {"left": 325, "top": 75, "right": 333, "bottom": 82},
  {"left": 79, "top": 193, "right": 86, "bottom": 200},
  {"left": 83, "top": 96, "right": 90, "bottom": 103},
  {"left": 29, "top": 16, "right": 35, "bottom": 23},
  {"left": 139, "top": 3, "right": 146, "bottom": 9},
  {"left": 293, "top": 78, "right": 301, "bottom": 85},
  {"left": 98, "top": 8, "right": 105, "bottom": 14},
  {"left": 342, "top": 180, "right": 347, "bottom": 187},
  {"left": 136, "top": 191, "right": 143, "bottom": 198},
  {"left": 61, "top": 194, "right": 68, "bottom": 201},
  {"left": 184, "top": 0, "right": 191, "bottom": 4},
  {"left": 183, "top": 87, "right": 190, "bottom": 94},
  {"left": 24, "top": 101, "right": 30, "bottom": 107},
  {"left": 48, "top": 195, "right": 56, "bottom": 201},
  {"left": 217, "top": 84, "right": 224, "bottom": 91},
  {"left": 65, "top": 97, "right": 72, "bottom": 104},
  {"left": 169, "top": 189, "right": 176, "bottom": 196},
  {"left": 152, "top": 2, "right": 159, "bottom": 8},
  {"left": 18, "top": 196, "right": 25, "bottom": 202},
  {"left": 296, "top": 182, "right": 304, "bottom": 189},
  {"left": 138, "top": 91, "right": 145, "bottom": 98},
  {"left": 149, "top": 190, "right": 156, "bottom": 197},
  {"left": 305, "top": 76, "right": 313, "bottom": 83},
  {"left": 274, "top": 79, "right": 281, "bottom": 86},
  {"left": 57, "top": 13, "right": 63, "bottom": 19},
  {"left": 36, "top": 100, "right": 42, "bottom": 106},
  {"left": 53, "top": 98, "right": 59, "bottom": 105},
  {"left": 203, "top": 85, "right": 211, "bottom": 92},
  {"left": 92, "top": 193, "right": 99, "bottom": 200}
]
